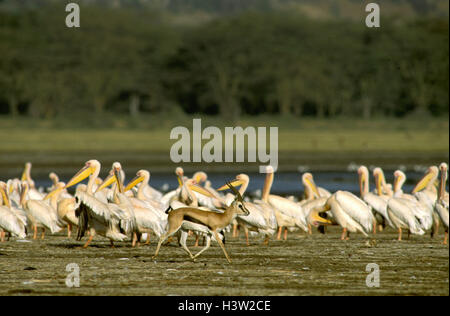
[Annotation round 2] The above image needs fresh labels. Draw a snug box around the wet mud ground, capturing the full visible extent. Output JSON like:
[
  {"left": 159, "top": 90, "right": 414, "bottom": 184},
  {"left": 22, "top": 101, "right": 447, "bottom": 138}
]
[{"left": 0, "top": 226, "right": 448, "bottom": 296}]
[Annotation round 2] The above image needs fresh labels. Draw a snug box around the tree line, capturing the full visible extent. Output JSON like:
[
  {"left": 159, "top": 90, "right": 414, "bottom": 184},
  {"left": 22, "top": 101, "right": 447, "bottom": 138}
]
[{"left": 0, "top": 2, "right": 448, "bottom": 122}]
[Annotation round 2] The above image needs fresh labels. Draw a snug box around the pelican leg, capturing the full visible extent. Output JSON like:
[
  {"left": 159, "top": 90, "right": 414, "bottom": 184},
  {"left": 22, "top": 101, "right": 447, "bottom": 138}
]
[
  {"left": 443, "top": 230, "right": 448, "bottom": 245},
  {"left": 244, "top": 226, "right": 250, "bottom": 246},
  {"left": 83, "top": 235, "right": 94, "bottom": 248},
  {"left": 398, "top": 228, "right": 402, "bottom": 241},
  {"left": 0, "top": 231, "right": 4, "bottom": 242},
  {"left": 67, "top": 224, "right": 72, "bottom": 238},
  {"left": 263, "top": 235, "right": 270, "bottom": 245},
  {"left": 132, "top": 233, "right": 138, "bottom": 247},
  {"left": 33, "top": 225, "right": 37, "bottom": 240},
  {"left": 308, "top": 224, "right": 312, "bottom": 235},
  {"left": 340, "top": 228, "right": 347, "bottom": 240},
  {"left": 194, "top": 234, "right": 200, "bottom": 247},
  {"left": 277, "top": 226, "right": 283, "bottom": 240},
  {"left": 431, "top": 221, "right": 440, "bottom": 238},
  {"left": 232, "top": 223, "right": 238, "bottom": 238},
  {"left": 283, "top": 227, "right": 288, "bottom": 240},
  {"left": 40, "top": 228, "right": 45, "bottom": 240},
  {"left": 373, "top": 220, "right": 377, "bottom": 235},
  {"left": 407, "top": 230, "right": 411, "bottom": 240},
  {"left": 213, "top": 231, "right": 231, "bottom": 263}
]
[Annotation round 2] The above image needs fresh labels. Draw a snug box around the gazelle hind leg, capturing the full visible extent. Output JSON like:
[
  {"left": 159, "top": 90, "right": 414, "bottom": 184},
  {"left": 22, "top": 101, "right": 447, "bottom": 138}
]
[
  {"left": 153, "top": 226, "right": 181, "bottom": 260},
  {"left": 179, "top": 230, "right": 195, "bottom": 259}
]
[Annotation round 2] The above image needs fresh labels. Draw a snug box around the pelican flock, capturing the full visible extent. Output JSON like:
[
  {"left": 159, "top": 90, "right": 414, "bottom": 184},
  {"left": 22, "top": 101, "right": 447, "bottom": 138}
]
[{"left": 0, "top": 160, "right": 448, "bottom": 261}]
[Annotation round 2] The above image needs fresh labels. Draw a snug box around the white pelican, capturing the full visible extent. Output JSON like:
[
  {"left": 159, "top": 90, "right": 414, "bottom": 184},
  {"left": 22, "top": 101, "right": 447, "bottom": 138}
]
[
  {"left": 359, "top": 166, "right": 392, "bottom": 231},
  {"left": 264, "top": 166, "right": 329, "bottom": 240},
  {"left": 298, "top": 173, "right": 334, "bottom": 234},
  {"left": 412, "top": 166, "right": 440, "bottom": 237},
  {"left": 435, "top": 163, "right": 448, "bottom": 244},
  {"left": 20, "top": 181, "right": 64, "bottom": 239},
  {"left": 99, "top": 166, "right": 164, "bottom": 247},
  {"left": 323, "top": 190, "right": 375, "bottom": 240},
  {"left": 391, "top": 170, "right": 433, "bottom": 232},
  {"left": 64, "top": 159, "right": 135, "bottom": 248},
  {"left": 0, "top": 182, "right": 27, "bottom": 240},
  {"left": 217, "top": 173, "right": 277, "bottom": 245}
]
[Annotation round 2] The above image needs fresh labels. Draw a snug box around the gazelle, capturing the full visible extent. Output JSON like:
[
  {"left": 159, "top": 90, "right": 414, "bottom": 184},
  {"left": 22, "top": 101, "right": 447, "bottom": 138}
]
[{"left": 152, "top": 183, "right": 249, "bottom": 263}]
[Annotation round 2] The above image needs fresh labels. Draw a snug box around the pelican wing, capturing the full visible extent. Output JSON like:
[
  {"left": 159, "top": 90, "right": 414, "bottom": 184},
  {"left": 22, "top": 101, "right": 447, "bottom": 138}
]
[
  {"left": 387, "top": 198, "right": 425, "bottom": 235},
  {"left": 237, "top": 202, "right": 270, "bottom": 229},
  {"left": 0, "top": 206, "right": 27, "bottom": 238},
  {"left": 134, "top": 207, "right": 166, "bottom": 237},
  {"left": 25, "top": 200, "right": 63, "bottom": 234},
  {"left": 435, "top": 202, "right": 449, "bottom": 229},
  {"left": 267, "top": 195, "right": 308, "bottom": 231},
  {"left": 334, "top": 191, "right": 374, "bottom": 234}
]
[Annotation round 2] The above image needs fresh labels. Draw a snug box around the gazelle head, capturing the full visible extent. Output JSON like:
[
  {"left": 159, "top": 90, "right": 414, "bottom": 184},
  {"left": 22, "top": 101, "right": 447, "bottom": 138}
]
[{"left": 226, "top": 182, "right": 249, "bottom": 216}]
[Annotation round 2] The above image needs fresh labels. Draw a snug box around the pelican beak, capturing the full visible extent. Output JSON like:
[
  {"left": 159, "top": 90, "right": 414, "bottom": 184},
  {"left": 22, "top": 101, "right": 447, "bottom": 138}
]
[
  {"left": 96, "top": 172, "right": 116, "bottom": 192},
  {"left": 65, "top": 165, "right": 94, "bottom": 189},
  {"left": 305, "top": 177, "right": 320, "bottom": 198},
  {"left": 393, "top": 174, "right": 400, "bottom": 192},
  {"left": 21, "top": 170, "right": 27, "bottom": 182},
  {"left": 124, "top": 175, "right": 144, "bottom": 192},
  {"left": 375, "top": 173, "right": 382, "bottom": 196},
  {"left": 44, "top": 187, "right": 64, "bottom": 200},
  {"left": 309, "top": 209, "right": 332, "bottom": 227},
  {"left": 358, "top": 172, "right": 364, "bottom": 195},
  {"left": 217, "top": 179, "right": 244, "bottom": 191},
  {"left": 176, "top": 175, "right": 183, "bottom": 188},
  {"left": 0, "top": 186, "right": 9, "bottom": 207},
  {"left": 113, "top": 168, "right": 124, "bottom": 193},
  {"left": 412, "top": 171, "right": 434, "bottom": 193},
  {"left": 189, "top": 184, "right": 215, "bottom": 198}
]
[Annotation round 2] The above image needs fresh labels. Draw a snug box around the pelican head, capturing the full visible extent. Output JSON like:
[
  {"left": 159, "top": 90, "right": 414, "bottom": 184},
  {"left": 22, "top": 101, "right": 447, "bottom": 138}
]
[
  {"left": 44, "top": 182, "right": 65, "bottom": 200},
  {"left": 393, "top": 170, "right": 406, "bottom": 193},
  {"left": 302, "top": 173, "right": 320, "bottom": 198},
  {"left": 95, "top": 162, "right": 124, "bottom": 192},
  {"left": 49, "top": 172, "right": 59, "bottom": 185},
  {"left": 193, "top": 171, "right": 207, "bottom": 184},
  {"left": 175, "top": 167, "right": 184, "bottom": 187},
  {"left": 373, "top": 168, "right": 384, "bottom": 196},
  {"left": 358, "top": 166, "right": 369, "bottom": 196},
  {"left": 412, "top": 166, "right": 439, "bottom": 193},
  {"left": 124, "top": 169, "right": 150, "bottom": 192},
  {"left": 217, "top": 174, "right": 249, "bottom": 191},
  {"left": 65, "top": 159, "right": 101, "bottom": 189}
]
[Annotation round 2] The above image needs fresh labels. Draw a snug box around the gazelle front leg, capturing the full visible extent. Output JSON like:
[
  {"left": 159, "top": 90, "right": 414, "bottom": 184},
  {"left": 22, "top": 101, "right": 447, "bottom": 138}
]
[
  {"left": 213, "top": 231, "right": 231, "bottom": 263},
  {"left": 193, "top": 235, "right": 212, "bottom": 259}
]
